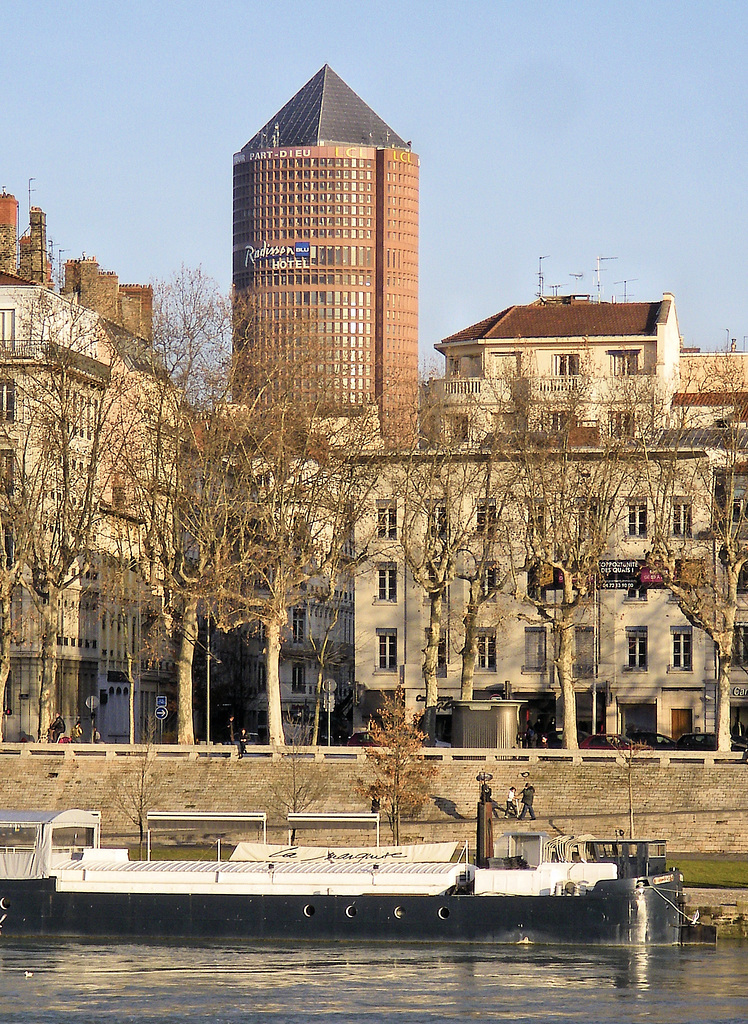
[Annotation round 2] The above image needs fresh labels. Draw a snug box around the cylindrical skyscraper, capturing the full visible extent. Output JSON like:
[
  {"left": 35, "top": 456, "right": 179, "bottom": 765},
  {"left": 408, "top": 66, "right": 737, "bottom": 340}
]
[{"left": 233, "top": 65, "right": 418, "bottom": 436}]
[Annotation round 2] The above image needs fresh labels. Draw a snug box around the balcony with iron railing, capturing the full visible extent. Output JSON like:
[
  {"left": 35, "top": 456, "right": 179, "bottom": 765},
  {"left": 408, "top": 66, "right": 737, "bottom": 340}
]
[{"left": 0, "top": 339, "right": 49, "bottom": 361}]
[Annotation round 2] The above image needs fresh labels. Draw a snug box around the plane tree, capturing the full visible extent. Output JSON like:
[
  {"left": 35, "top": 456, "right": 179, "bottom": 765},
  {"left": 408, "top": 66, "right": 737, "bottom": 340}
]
[{"left": 510, "top": 378, "right": 630, "bottom": 749}]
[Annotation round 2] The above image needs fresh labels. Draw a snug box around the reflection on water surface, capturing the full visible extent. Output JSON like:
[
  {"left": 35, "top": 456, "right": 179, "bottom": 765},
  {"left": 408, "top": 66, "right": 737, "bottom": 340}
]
[{"left": 0, "top": 941, "right": 745, "bottom": 1023}]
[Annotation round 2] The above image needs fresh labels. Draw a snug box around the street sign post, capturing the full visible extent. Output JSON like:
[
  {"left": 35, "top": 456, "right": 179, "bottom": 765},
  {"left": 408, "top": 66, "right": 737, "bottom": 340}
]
[{"left": 323, "top": 680, "right": 337, "bottom": 746}]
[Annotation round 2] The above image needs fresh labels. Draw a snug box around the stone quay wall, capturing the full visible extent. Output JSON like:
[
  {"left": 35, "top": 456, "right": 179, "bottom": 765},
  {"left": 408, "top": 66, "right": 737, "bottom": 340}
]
[{"left": 2, "top": 744, "right": 748, "bottom": 855}]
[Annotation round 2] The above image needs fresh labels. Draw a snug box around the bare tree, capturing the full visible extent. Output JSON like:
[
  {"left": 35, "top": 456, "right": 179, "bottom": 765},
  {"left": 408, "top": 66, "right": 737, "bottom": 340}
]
[
  {"left": 128, "top": 267, "right": 233, "bottom": 744},
  {"left": 511, "top": 376, "right": 630, "bottom": 749},
  {"left": 216, "top": 316, "right": 380, "bottom": 747},
  {"left": 640, "top": 366, "right": 748, "bottom": 750},
  {"left": 267, "top": 719, "right": 325, "bottom": 842},
  {"left": 112, "top": 725, "right": 165, "bottom": 858}
]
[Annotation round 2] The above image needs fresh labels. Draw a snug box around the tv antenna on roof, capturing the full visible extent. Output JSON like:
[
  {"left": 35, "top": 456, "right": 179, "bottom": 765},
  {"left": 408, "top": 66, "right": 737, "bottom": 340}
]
[
  {"left": 28, "top": 178, "right": 36, "bottom": 218},
  {"left": 595, "top": 255, "right": 617, "bottom": 302},
  {"left": 537, "top": 255, "right": 550, "bottom": 298},
  {"left": 614, "top": 279, "right": 638, "bottom": 302}
]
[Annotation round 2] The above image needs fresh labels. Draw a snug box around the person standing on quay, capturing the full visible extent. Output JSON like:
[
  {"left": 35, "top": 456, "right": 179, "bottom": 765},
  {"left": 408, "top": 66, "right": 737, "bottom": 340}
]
[{"left": 518, "top": 781, "right": 536, "bottom": 820}]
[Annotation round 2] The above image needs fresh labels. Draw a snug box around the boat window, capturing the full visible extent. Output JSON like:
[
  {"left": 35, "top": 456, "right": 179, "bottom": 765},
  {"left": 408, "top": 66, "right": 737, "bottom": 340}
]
[
  {"left": 49, "top": 827, "right": 96, "bottom": 850},
  {"left": 0, "top": 825, "right": 37, "bottom": 849}
]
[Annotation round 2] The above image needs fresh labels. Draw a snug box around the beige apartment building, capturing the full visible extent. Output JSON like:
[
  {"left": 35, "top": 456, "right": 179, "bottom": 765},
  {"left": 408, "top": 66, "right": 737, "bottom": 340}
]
[
  {"left": 0, "top": 194, "right": 173, "bottom": 742},
  {"left": 354, "top": 294, "right": 748, "bottom": 743}
]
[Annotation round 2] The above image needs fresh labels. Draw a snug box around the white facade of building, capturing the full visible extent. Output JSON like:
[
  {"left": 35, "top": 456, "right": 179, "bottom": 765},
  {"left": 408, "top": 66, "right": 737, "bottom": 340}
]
[{"left": 353, "top": 294, "right": 748, "bottom": 742}]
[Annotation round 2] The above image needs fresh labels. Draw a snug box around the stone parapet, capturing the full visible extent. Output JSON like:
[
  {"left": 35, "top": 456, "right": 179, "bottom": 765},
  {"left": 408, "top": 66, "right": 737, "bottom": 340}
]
[{"left": 1, "top": 743, "right": 747, "bottom": 853}]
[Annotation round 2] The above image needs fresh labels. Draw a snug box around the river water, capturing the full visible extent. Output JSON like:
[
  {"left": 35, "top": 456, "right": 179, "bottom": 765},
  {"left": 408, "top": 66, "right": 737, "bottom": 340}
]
[{"left": 1, "top": 941, "right": 746, "bottom": 1023}]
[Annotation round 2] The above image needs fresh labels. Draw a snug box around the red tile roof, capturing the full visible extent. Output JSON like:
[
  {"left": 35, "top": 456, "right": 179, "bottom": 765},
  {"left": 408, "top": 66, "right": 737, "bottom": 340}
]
[
  {"left": 441, "top": 299, "right": 666, "bottom": 345},
  {"left": 672, "top": 392, "right": 748, "bottom": 407},
  {"left": 0, "top": 270, "right": 33, "bottom": 285}
]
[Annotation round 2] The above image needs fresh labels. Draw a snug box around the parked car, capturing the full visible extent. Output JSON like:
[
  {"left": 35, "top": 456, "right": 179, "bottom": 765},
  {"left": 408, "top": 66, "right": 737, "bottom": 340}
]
[
  {"left": 544, "top": 729, "right": 589, "bottom": 748},
  {"left": 579, "top": 733, "right": 634, "bottom": 750},
  {"left": 626, "top": 730, "right": 676, "bottom": 750},
  {"left": 675, "top": 732, "right": 748, "bottom": 752},
  {"left": 346, "top": 731, "right": 378, "bottom": 747}
]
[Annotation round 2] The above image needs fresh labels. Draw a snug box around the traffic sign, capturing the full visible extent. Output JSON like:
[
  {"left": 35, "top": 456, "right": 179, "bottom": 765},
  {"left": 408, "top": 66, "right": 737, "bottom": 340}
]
[
  {"left": 156, "top": 695, "right": 167, "bottom": 708},
  {"left": 322, "top": 678, "right": 337, "bottom": 695},
  {"left": 323, "top": 694, "right": 335, "bottom": 713},
  {"left": 155, "top": 705, "right": 168, "bottom": 721}
]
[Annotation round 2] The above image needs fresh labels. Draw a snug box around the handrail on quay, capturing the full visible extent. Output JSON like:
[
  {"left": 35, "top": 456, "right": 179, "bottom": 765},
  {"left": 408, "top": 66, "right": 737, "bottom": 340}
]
[{"left": 0, "top": 740, "right": 745, "bottom": 767}]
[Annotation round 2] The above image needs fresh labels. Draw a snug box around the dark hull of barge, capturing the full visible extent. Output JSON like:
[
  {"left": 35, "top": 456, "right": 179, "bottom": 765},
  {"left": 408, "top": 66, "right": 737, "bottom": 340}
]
[{"left": 0, "top": 875, "right": 692, "bottom": 946}]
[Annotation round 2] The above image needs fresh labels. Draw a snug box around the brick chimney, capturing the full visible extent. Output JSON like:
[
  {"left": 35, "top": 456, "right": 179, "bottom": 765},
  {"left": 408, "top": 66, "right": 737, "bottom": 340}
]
[
  {"left": 0, "top": 192, "right": 19, "bottom": 275},
  {"left": 18, "top": 207, "right": 51, "bottom": 285},
  {"left": 62, "top": 257, "right": 119, "bottom": 321},
  {"left": 119, "top": 284, "right": 153, "bottom": 341}
]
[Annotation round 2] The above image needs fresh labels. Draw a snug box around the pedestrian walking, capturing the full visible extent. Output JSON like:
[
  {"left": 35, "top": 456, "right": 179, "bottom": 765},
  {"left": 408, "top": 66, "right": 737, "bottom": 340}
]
[
  {"left": 504, "top": 786, "right": 519, "bottom": 818},
  {"left": 518, "top": 781, "right": 536, "bottom": 820}
]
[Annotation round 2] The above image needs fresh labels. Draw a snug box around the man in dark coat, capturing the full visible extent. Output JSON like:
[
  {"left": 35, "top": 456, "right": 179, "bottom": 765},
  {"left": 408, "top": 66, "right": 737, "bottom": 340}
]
[{"left": 518, "top": 781, "right": 536, "bottom": 820}]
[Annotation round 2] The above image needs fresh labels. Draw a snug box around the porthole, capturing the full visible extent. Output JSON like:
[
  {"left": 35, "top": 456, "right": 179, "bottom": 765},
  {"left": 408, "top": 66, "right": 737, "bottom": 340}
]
[
  {"left": 394, "top": 906, "right": 404, "bottom": 920},
  {"left": 304, "top": 904, "right": 315, "bottom": 918},
  {"left": 438, "top": 906, "right": 450, "bottom": 920},
  {"left": 345, "top": 905, "right": 357, "bottom": 918}
]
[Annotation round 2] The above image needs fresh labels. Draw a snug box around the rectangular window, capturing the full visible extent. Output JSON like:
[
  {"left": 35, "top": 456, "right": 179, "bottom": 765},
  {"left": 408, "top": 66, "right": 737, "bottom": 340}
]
[
  {"left": 626, "top": 583, "right": 647, "bottom": 601},
  {"left": 377, "top": 503, "right": 397, "bottom": 539},
  {"left": 529, "top": 503, "right": 546, "bottom": 538},
  {"left": 482, "top": 563, "right": 499, "bottom": 597},
  {"left": 672, "top": 501, "right": 692, "bottom": 537},
  {"left": 0, "top": 310, "right": 14, "bottom": 343},
  {"left": 609, "top": 410, "right": 635, "bottom": 437},
  {"left": 524, "top": 627, "right": 546, "bottom": 671},
  {"left": 671, "top": 629, "right": 692, "bottom": 670},
  {"left": 477, "top": 632, "right": 497, "bottom": 671},
  {"left": 550, "top": 410, "right": 570, "bottom": 432},
  {"left": 428, "top": 503, "right": 448, "bottom": 540},
  {"left": 292, "top": 606, "right": 305, "bottom": 643},
  {"left": 735, "top": 625, "right": 748, "bottom": 666},
  {"left": 626, "top": 627, "right": 648, "bottom": 669},
  {"left": 377, "top": 563, "right": 397, "bottom": 601},
  {"left": 476, "top": 499, "right": 497, "bottom": 536},
  {"left": 575, "top": 626, "right": 595, "bottom": 678},
  {"left": 628, "top": 503, "right": 647, "bottom": 537},
  {"left": 291, "top": 664, "right": 306, "bottom": 693},
  {"left": 612, "top": 350, "right": 640, "bottom": 376},
  {"left": 555, "top": 353, "right": 580, "bottom": 376},
  {"left": 426, "top": 630, "right": 448, "bottom": 676},
  {"left": 0, "top": 381, "right": 15, "bottom": 422},
  {"left": 377, "top": 629, "right": 397, "bottom": 670}
]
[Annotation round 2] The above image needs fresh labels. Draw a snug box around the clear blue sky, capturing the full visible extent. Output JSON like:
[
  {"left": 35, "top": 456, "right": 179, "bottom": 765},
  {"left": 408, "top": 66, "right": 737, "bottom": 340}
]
[{"left": 4, "top": 1, "right": 747, "bottom": 363}]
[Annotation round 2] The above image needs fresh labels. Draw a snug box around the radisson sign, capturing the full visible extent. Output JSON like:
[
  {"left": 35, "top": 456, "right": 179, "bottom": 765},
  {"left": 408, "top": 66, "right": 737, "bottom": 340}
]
[{"left": 244, "top": 240, "right": 310, "bottom": 269}]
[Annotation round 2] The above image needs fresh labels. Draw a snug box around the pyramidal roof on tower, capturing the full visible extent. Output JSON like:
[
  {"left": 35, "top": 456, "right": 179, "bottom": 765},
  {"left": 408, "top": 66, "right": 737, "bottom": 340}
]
[{"left": 238, "top": 65, "right": 408, "bottom": 154}]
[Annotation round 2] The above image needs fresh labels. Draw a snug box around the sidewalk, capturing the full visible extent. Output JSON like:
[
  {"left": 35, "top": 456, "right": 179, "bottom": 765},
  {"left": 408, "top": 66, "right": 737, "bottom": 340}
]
[{"left": 685, "top": 887, "right": 748, "bottom": 907}]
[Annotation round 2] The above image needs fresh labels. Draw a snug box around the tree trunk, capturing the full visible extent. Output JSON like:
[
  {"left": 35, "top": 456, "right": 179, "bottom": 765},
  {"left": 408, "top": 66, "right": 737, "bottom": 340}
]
[
  {"left": 37, "top": 589, "right": 59, "bottom": 741},
  {"left": 0, "top": 591, "right": 12, "bottom": 742},
  {"left": 716, "top": 646, "right": 732, "bottom": 752},
  {"left": 460, "top": 583, "right": 480, "bottom": 701},
  {"left": 176, "top": 595, "right": 197, "bottom": 744},
  {"left": 265, "top": 617, "right": 285, "bottom": 746},
  {"left": 555, "top": 615, "right": 579, "bottom": 750},
  {"left": 423, "top": 590, "right": 442, "bottom": 708},
  {"left": 422, "top": 590, "right": 443, "bottom": 742},
  {"left": 311, "top": 663, "right": 323, "bottom": 745}
]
